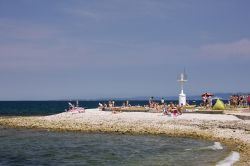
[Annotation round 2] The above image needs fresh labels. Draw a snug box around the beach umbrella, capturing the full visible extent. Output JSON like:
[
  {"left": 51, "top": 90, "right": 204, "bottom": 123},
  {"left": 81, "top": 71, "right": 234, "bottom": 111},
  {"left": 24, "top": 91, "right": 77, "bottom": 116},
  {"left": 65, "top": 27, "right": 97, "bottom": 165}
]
[
  {"left": 201, "top": 92, "right": 214, "bottom": 97},
  {"left": 201, "top": 93, "right": 208, "bottom": 97},
  {"left": 206, "top": 93, "right": 214, "bottom": 96}
]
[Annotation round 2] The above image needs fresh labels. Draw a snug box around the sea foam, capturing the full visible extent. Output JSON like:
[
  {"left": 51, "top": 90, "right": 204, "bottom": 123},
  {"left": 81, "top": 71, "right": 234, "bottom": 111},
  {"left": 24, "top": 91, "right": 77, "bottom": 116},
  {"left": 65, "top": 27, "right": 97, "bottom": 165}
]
[
  {"left": 209, "top": 142, "right": 223, "bottom": 150},
  {"left": 216, "top": 151, "right": 240, "bottom": 166},
  {"left": 185, "top": 142, "right": 223, "bottom": 151}
]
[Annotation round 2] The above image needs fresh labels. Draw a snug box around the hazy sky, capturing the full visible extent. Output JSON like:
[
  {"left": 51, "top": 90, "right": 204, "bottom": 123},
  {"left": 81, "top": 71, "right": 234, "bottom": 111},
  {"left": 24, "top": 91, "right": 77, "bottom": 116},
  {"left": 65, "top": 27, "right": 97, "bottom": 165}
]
[{"left": 0, "top": 0, "right": 250, "bottom": 100}]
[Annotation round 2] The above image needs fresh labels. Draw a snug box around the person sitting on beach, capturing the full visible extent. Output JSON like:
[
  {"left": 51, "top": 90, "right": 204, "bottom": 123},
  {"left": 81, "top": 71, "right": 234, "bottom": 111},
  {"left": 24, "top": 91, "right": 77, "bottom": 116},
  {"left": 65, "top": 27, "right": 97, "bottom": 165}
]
[
  {"left": 126, "top": 100, "right": 130, "bottom": 107},
  {"left": 103, "top": 103, "right": 107, "bottom": 111},
  {"left": 156, "top": 103, "right": 162, "bottom": 112},
  {"left": 177, "top": 104, "right": 183, "bottom": 115},
  {"left": 162, "top": 107, "right": 167, "bottom": 115},
  {"left": 168, "top": 103, "right": 173, "bottom": 111},
  {"left": 202, "top": 96, "right": 208, "bottom": 107},
  {"left": 162, "top": 104, "right": 170, "bottom": 115},
  {"left": 207, "top": 96, "right": 212, "bottom": 109},
  {"left": 149, "top": 97, "right": 153, "bottom": 105},
  {"left": 98, "top": 103, "right": 104, "bottom": 111},
  {"left": 108, "top": 101, "right": 113, "bottom": 108},
  {"left": 68, "top": 102, "right": 75, "bottom": 111},
  {"left": 169, "top": 102, "right": 178, "bottom": 117}
]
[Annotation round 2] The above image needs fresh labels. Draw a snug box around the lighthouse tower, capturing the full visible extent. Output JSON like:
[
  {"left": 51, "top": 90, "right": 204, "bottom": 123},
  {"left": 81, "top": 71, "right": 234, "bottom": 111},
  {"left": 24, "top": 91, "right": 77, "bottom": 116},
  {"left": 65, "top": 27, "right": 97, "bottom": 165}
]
[{"left": 177, "top": 70, "right": 187, "bottom": 106}]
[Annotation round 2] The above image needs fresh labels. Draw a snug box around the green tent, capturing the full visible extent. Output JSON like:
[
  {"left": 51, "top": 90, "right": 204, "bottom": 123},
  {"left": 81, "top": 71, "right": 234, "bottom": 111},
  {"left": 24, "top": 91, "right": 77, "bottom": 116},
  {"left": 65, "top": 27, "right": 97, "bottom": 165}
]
[{"left": 212, "top": 99, "right": 225, "bottom": 110}]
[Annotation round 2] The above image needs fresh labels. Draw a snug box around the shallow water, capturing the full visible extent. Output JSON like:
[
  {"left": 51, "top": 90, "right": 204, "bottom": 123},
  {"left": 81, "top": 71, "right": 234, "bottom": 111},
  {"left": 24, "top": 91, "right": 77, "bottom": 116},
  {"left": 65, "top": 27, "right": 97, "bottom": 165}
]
[{"left": 0, "top": 127, "right": 231, "bottom": 166}]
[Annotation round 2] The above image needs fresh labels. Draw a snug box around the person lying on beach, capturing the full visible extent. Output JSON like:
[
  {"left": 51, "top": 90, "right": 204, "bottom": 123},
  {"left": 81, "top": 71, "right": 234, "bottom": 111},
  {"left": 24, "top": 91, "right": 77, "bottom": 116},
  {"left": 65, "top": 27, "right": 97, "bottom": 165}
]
[
  {"left": 111, "top": 107, "right": 122, "bottom": 114},
  {"left": 66, "top": 105, "right": 85, "bottom": 113},
  {"left": 66, "top": 102, "right": 83, "bottom": 113}
]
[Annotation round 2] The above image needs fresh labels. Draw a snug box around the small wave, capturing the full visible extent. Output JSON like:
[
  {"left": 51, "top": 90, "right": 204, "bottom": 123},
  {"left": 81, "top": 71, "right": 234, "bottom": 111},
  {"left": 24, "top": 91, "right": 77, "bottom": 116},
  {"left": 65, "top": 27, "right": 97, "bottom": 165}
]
[
  {"left": 216, "top": 151, "right": 240, "bottom": 166},
  {"left": 185, "top": 142, "right": 223, "bottom": 151},
  {"left": 209, "top": 142, "right": 223, "bottom": 150}
]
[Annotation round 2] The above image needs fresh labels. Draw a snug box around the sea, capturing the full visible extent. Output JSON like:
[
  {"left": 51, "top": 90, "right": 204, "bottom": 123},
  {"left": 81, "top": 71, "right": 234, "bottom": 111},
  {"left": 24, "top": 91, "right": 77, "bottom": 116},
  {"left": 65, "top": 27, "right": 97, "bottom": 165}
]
[
  {"left": 0, "top": 100, "right": 203, "bottom": 116},
  {"left": 0, "top": 100, "right": 237, "bottom": 165}
]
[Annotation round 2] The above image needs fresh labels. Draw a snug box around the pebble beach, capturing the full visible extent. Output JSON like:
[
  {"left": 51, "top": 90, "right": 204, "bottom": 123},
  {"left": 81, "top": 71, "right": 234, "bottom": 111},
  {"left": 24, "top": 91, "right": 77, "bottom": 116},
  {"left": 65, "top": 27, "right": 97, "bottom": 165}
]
[{"left": 1, "top": 109, "right": 250, "bottom": 165}]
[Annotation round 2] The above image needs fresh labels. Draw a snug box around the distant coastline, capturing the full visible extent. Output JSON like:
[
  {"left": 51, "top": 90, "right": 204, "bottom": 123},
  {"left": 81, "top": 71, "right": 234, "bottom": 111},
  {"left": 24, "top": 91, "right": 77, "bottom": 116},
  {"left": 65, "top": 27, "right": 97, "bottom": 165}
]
[
  {"left": 1, "top": 92, "right": 249, "bottom": 101},
  {"left": 101, "top": 92, "right": 250, "bottom": 101}
]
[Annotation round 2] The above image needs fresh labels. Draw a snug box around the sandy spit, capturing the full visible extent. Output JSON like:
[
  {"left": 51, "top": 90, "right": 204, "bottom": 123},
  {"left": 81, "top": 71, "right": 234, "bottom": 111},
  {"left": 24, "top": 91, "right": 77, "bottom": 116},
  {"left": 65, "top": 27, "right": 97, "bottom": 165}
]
[{"left": 0, "top": 109, "right": 250, "bottom": 165}]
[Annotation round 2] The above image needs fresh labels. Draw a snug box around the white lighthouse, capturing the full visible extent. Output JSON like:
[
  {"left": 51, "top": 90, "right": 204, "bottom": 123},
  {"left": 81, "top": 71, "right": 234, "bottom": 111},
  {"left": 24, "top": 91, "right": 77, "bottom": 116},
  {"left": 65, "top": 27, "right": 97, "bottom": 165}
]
[{"left": 177, "top": 70, "right": 187, "bottom": 106}]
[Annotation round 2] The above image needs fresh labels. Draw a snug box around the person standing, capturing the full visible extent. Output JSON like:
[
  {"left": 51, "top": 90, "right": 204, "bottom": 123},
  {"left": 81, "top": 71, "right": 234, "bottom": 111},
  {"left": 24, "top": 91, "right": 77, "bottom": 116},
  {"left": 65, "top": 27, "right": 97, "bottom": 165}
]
[
  {"left": 126, "top": 100, "right": 129, "bottom": 107},
  {"left": 149, "top": 96, "right": 154, "bottom": 107},
  {"left": 161, "top": 98, "right": 165, "bottom": 105},
  {"left": 247, "top": 94, "right": 250, "bottom": 110}
]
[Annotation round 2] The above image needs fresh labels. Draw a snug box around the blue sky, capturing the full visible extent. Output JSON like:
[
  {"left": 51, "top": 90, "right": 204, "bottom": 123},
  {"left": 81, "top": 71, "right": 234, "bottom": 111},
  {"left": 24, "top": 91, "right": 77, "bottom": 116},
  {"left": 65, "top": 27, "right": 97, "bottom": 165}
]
[{"left": 0, "top": 0, "right": 249, "bottom": 100}]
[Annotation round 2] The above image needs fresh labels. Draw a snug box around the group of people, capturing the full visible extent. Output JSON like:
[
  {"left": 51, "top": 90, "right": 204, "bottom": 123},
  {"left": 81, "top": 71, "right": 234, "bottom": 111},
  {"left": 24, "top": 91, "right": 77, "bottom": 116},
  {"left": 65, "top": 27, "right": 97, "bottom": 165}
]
[
  {"left": 66, "top": 101, "right": 85, "bottom": 113},
  {"left": 229, "top": 94, "right": 250, "bottom": 108},
  {"left": 201, "top": 93, "right": 250, "bottom": 109},
  {"left": 98, "top": 100, "right": 116, "bottom": 111},
  {"left": 148, "top": 97, "right": 184, "bottom": 117},
  {"left": 162, "top": 102, "right": 184, "bottom": 117},
  {"left": 96, "top": 97, "right": 185, "bottom": 116},
  {"left": 98, "top": 100, "right": 124, "bottom": 113},
  {"left": 201, "top": 94, "right": 213, "bottom": 109},
  {"left": 148, "top": 97, "right": 165, "bottom": 109}
]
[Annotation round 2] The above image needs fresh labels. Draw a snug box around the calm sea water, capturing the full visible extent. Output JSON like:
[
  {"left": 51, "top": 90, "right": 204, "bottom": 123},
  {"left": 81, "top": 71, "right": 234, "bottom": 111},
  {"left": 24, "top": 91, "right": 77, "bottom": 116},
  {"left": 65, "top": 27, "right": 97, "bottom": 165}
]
[
  {"left": 0, "top": 100, "right": 202, "bottom": 116},
  {"left": 0, "top": 128, "right": 230, "bottom": 166}
]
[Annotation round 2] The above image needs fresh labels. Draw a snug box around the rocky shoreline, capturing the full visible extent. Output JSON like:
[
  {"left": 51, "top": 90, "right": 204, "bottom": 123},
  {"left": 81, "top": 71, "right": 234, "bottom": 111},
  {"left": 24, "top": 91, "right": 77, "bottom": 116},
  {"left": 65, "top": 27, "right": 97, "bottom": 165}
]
[{"left": 0, "top": 109, "right": 250, "bottom": 165}]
